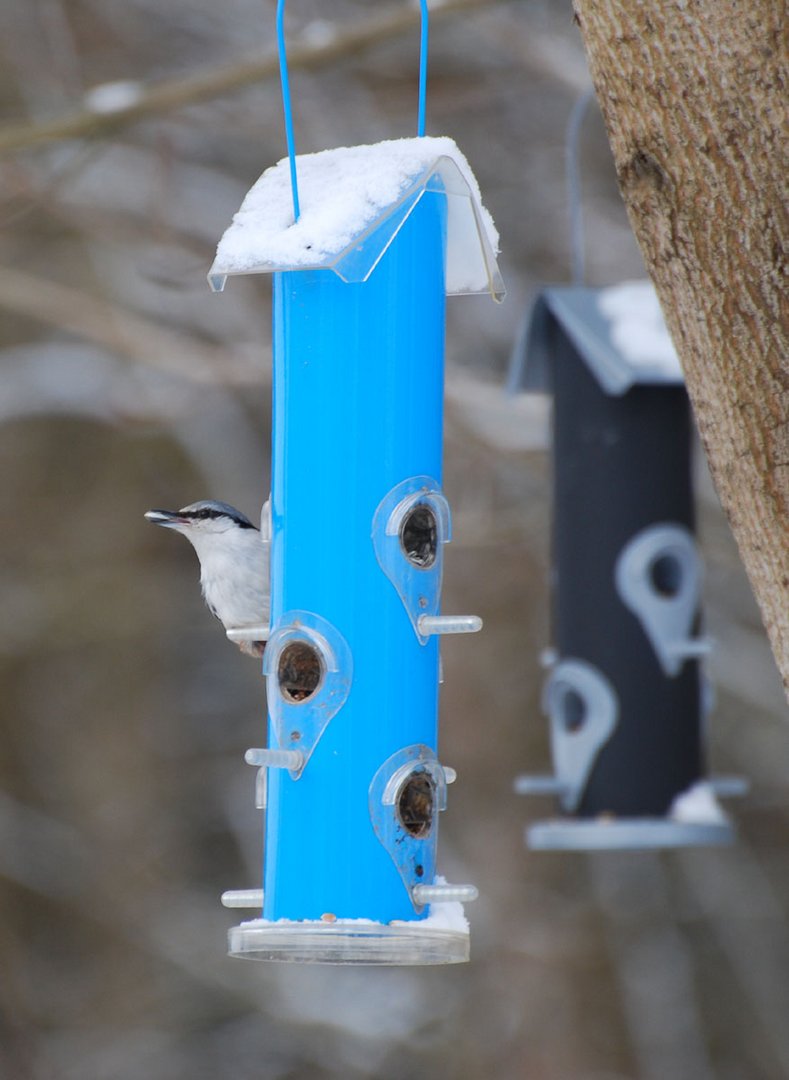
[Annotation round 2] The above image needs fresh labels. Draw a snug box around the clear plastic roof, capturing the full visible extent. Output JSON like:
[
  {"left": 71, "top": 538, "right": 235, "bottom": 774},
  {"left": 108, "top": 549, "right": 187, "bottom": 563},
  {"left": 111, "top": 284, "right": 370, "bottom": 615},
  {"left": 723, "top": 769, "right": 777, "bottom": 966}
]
[{"left": 208, "top": 137, "right": 504, "bottom": 301}]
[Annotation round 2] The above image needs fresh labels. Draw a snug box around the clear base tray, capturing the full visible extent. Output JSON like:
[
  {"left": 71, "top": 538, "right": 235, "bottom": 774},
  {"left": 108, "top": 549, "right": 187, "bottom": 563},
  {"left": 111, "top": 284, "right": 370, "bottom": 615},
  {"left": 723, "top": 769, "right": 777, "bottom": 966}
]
[{"left": 228, "top": 918, "right": 470, "bottom": 966}]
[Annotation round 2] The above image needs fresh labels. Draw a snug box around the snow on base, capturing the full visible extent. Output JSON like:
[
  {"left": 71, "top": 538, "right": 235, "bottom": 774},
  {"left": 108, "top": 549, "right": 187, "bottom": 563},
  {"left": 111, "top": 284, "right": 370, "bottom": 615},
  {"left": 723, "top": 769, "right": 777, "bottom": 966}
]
[
  {"left": 597, "top": 280, "right": 682, "bottom": 377},
  {"left": 237, "top": 906, "right": 469, "bottom": 935},
  {"left": 415, "top": 872, "right": 470, "bottom": 933},
  {"left": 212, "top": 136, "right": 498, "bottom": 280},
  {"left": 669, "top": 780, "right": 730, "bottom": 825},
  {"left": 413, "top": 897, "right": 469, "bottom": 934},
  {"left": 238, "top": 915, "right": 378, "bottom": 929},
  {"left": 237, "top": 877, "right": 470, "bottom": 935}
]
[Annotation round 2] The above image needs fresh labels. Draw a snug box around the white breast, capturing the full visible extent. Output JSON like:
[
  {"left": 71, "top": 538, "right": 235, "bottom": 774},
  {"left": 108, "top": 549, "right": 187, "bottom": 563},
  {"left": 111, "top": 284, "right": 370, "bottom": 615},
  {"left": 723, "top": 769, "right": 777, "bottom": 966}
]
[{"left": 190, "top": 528, "right": 270, "bottom": 630}]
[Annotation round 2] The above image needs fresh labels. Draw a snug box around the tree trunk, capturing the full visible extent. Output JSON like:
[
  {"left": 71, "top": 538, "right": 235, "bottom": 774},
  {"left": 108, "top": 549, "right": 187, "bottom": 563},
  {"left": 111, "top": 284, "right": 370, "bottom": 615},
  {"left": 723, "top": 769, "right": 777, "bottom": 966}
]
[{"left": 572, "top": 0, "right": 789, "bottom": 700}]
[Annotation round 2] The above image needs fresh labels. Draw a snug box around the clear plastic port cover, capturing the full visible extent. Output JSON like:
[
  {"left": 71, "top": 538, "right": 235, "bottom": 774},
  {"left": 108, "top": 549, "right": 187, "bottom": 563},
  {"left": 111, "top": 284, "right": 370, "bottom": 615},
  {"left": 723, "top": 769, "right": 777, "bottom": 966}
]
[
  {"left": 263, "top": 610, "right": 352, "bottom": 778},
  {"left": 372, "top": 476, "right": 451, "bottom": 644},
  {"left": 369, "top": 744, "right": 451, "bottom": 912}
]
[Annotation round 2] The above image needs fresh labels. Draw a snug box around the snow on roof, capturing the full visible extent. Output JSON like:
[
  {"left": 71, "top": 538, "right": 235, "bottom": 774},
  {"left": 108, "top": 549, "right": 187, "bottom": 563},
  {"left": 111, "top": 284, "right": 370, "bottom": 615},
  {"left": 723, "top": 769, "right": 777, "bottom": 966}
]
[
  {"left": 597, "top": 281, "right": 682, "bottom": 378},
  {"left": 669, "top": 780, "right": 730, "bottom": 826},
  {"left": 509, "top": 281, "right": 684, "bottom": 396},
  {"left": 208, "top": 136, "right": 503, "bottom": 299}
]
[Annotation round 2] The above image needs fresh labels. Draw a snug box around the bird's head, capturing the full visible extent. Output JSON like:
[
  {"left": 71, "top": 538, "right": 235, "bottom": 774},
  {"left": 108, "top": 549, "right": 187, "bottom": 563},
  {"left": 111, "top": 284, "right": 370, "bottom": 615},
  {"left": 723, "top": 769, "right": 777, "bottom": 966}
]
[{"left": 145, "top": 500, "right": 258, "bottom": 538}]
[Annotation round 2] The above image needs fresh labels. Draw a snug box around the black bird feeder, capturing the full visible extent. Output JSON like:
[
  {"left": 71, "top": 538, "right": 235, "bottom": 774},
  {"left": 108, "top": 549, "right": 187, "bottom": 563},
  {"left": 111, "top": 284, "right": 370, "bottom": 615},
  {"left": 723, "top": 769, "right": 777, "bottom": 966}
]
[{"left": 510, "top": 283, "right": 744, "bottom": 850}]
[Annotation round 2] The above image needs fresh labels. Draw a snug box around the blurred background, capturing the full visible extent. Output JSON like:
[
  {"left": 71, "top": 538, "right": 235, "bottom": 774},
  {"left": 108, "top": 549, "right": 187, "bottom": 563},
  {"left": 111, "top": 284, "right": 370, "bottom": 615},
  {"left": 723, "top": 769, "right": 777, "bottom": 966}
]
[{"left": 1, "top": 1, "right": 788, "bottom": 1077}]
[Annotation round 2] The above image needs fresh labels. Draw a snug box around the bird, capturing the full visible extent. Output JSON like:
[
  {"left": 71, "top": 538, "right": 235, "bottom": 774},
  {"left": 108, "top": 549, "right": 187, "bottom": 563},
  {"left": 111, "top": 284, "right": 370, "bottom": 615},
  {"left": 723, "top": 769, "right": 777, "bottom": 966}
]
[{"left": 145, "top": 499, "right": 270, "bottom": 657}]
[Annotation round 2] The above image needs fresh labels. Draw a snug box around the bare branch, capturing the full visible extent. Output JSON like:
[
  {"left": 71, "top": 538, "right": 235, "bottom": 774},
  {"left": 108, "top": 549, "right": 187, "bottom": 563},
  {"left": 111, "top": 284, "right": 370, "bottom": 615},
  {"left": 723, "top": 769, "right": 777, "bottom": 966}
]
[
  {"left": 0, "top": 0, "right": 502, "bottom": 157},
  {"left": 0, "top": 264, "right": 265, "bottom": 384}
]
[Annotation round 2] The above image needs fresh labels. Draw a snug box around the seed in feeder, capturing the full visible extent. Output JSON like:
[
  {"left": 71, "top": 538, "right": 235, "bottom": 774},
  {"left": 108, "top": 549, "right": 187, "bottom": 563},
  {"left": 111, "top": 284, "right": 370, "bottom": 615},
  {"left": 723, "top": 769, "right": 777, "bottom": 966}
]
[
  {"left": 277, "top": 640, "right": 323, "bottom": 702},
  {"left": 397, "top": 771, "right": 435, "bottom": 838}
]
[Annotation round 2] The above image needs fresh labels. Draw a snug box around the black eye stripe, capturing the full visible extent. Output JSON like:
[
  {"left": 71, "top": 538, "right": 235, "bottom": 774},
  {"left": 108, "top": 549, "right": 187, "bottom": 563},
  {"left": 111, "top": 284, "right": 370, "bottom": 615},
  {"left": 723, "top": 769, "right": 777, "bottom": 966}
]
[{"left": 182, "top": 507, "right": 256, "bottom": 529}]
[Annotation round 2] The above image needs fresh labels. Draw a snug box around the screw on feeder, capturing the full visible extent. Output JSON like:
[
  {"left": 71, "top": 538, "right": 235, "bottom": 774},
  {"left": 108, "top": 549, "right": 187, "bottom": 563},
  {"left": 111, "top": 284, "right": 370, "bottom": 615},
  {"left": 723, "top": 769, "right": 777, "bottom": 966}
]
[{"left": 276, "top": 0, "right": 431, "bottom": 225}]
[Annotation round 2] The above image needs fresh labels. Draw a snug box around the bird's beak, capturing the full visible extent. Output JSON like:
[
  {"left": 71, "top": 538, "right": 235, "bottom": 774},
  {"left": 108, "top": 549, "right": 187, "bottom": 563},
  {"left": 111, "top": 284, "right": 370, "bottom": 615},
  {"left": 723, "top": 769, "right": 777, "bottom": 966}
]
[{"left": 145, "top": 509, "right": 184, "bottom": 528}]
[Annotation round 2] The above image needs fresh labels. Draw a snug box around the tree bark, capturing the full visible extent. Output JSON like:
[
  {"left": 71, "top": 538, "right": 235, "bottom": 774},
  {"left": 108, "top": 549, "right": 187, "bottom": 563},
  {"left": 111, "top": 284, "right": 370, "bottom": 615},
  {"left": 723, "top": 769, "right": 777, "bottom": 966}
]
[{"left": 572, "top": 0, "right": 789, "bottom": 700}]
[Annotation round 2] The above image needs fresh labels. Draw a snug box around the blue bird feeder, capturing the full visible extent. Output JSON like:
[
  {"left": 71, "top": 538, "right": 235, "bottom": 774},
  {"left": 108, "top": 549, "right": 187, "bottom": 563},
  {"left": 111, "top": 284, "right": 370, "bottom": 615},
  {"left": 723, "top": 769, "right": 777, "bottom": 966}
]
[
  {"left": 207, "top": 3, "right": 502, "bottom": 964},
  {"left": 509, "top": 283, "right": 745, "bottom": 851}
]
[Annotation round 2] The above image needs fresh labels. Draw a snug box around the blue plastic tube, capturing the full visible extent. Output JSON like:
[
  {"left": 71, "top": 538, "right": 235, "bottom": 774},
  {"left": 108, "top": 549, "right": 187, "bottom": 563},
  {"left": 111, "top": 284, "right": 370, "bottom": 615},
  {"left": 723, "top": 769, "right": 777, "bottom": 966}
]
[{"left": 264, "top": 190, "right": 447, "bottom": 923}]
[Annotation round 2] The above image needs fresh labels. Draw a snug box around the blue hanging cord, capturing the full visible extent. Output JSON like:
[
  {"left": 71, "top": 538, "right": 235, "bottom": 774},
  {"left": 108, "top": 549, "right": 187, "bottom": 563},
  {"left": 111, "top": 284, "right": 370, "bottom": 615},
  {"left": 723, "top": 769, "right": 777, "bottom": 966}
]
[
  {"left": 276, "top": 0, "right": 431, "bottom": 222},
  {"left": 564, "top": 86, "right": 594, "bottom": 286},
  {"left": 276, "top": 0, "right": 301, "bottom": 222},
  {"left": 417, "top": 0, "right": 429, "bottom": 137}
]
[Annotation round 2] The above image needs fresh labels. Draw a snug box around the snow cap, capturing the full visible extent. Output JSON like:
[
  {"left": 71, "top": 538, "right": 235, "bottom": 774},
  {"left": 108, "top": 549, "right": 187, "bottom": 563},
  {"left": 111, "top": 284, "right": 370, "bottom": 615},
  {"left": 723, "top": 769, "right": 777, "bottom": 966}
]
[{"left": 208, "top": 136, "right": 503, "bottom": 300}]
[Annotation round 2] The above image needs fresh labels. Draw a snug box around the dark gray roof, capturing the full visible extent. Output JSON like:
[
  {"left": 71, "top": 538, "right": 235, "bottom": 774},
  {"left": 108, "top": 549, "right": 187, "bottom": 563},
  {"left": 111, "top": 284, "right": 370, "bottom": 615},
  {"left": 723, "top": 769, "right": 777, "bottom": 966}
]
[{"left": 508, "top": 285, "right": 684, "bottom": 396}]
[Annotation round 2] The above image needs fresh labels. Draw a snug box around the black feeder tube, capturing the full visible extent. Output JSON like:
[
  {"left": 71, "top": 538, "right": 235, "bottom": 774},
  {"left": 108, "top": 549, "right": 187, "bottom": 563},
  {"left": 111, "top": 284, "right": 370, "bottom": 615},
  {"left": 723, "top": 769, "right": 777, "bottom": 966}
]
[{"left": 551, "top": 336, "right": 700, "bottom": 816}]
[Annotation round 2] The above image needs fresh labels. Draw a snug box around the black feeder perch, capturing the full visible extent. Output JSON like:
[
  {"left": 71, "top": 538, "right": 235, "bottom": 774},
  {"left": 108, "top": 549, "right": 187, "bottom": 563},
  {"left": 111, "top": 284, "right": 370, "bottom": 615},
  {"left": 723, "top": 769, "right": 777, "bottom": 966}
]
[{"left": 509, "top": 283, "right": 746, "bottom": 850}]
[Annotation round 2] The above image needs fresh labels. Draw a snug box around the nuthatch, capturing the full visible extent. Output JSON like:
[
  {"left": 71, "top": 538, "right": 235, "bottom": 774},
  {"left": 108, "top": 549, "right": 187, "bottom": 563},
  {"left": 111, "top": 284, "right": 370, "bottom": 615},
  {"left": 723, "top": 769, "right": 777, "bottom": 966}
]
[{"left": 145, "top": 499, "right": 270, "bottom": 657}]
